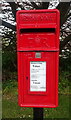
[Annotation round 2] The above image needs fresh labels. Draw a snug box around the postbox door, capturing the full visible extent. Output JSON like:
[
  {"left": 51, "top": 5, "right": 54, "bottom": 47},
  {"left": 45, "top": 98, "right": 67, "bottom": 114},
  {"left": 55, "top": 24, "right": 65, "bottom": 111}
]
[{"left": 18, "top": 51, "right": 59, "bottom": 108}]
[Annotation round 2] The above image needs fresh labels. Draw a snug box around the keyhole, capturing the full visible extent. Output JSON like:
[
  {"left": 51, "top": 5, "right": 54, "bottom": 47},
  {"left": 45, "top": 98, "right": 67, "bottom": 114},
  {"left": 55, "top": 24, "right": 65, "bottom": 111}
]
[{"left": 26, "top": 77, "right": 28, "bottom": 80}]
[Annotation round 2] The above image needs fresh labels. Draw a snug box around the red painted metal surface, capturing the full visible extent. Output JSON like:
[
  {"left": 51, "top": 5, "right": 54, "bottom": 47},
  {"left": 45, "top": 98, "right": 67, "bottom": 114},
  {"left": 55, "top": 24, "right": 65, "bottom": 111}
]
[{"left": 16, "top": 9, "right": 60, "bottom": 108}]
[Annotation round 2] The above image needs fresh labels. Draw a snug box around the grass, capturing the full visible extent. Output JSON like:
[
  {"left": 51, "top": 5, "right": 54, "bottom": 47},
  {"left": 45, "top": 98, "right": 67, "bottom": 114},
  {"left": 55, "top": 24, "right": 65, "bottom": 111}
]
[
  {"left": 2, "top": 80, "right": 70, "bottom": 119},
  {"left": 44, "top": 95, "right": 70, "bottom": 118},
  {"left": 2, "top": 95, "right": 70, "bottom": 119},
  {"left": 2, "top": 99, "right": 33, "bottom": 119},
  {"left": 2, "top": 80, "right": 33, "bottom": 119}
]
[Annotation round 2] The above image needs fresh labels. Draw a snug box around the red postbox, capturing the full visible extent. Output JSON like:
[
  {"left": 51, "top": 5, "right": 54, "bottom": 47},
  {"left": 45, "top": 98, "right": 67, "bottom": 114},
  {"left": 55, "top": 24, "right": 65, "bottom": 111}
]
[{"left": 16, "top": 9, "right": 60, "bottom": 108}]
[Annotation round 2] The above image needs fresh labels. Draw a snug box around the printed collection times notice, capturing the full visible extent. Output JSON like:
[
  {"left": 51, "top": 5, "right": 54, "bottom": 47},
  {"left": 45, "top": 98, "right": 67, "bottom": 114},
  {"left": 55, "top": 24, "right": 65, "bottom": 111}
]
[{"left": 30, "top": 61, "right": 46, "bottom": 92}]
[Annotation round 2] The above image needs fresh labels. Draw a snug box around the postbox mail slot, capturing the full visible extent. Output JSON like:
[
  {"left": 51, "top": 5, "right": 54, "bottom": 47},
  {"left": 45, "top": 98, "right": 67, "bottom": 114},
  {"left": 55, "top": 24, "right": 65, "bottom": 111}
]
[{"left": 20, "top": 28, "right": 56, "bottom": 34}]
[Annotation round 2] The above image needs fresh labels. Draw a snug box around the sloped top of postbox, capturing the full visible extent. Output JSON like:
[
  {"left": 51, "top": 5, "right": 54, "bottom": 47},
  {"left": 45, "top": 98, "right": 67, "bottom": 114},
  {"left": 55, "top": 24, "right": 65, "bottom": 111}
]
[
  {"left": 16, "top": 9, "right": 60, "bottom": 51},
  {"left": 16, "top": 9, "right": 60, "bottom": 28}
]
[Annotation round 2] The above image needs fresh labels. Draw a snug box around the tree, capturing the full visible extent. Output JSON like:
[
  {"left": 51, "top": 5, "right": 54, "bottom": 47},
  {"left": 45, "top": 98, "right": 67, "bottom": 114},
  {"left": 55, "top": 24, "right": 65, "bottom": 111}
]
[
  {"left": 1, "top": 0, "right": 71, "bottom": 54},
  {"left": 1, "top": 0, "right": 71, "bottom": 76}
]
